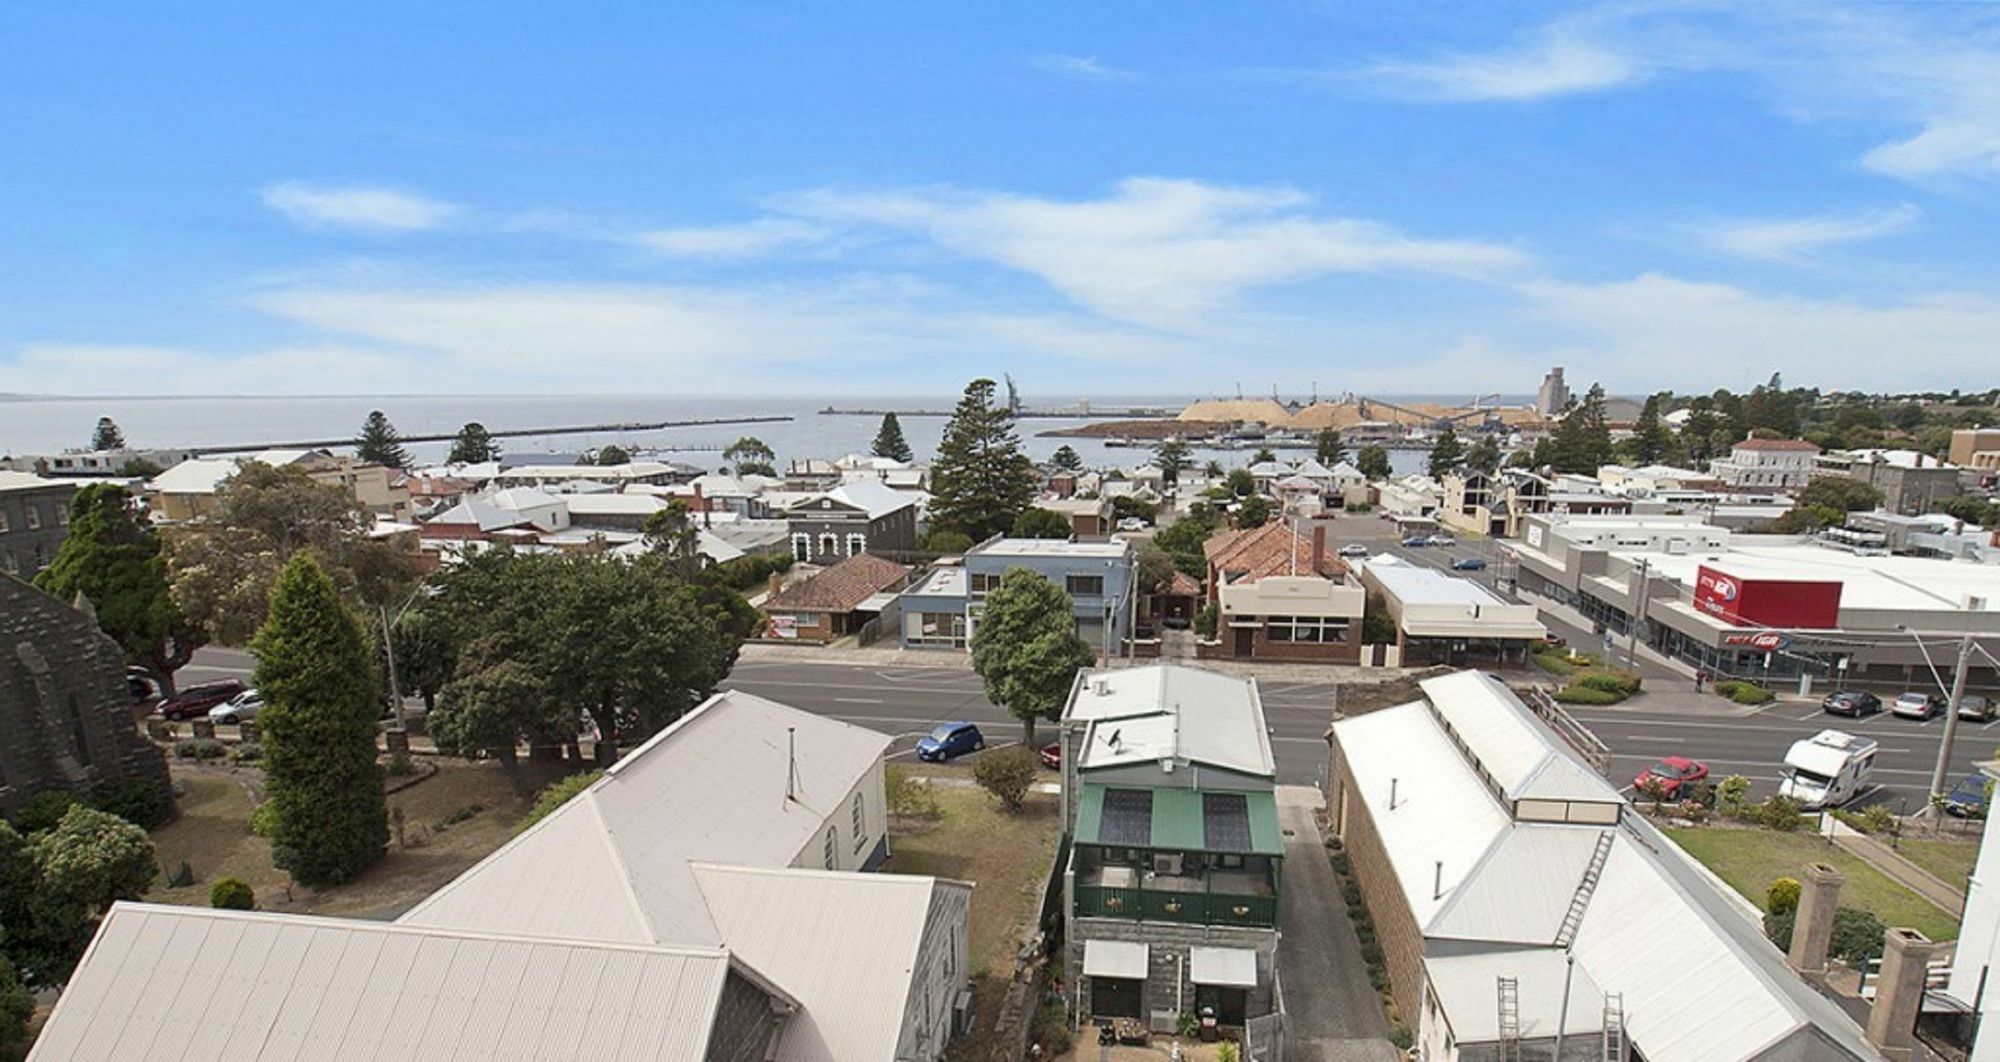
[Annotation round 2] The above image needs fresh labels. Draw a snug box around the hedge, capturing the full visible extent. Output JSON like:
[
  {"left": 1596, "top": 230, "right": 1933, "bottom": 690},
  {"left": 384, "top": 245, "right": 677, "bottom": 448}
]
[
  {"left": 1715, "top": 680, "right": 1775, "bottom": 705},
  {"left": 1552, "top": 685, "right": 1623, "bottom": 705}
]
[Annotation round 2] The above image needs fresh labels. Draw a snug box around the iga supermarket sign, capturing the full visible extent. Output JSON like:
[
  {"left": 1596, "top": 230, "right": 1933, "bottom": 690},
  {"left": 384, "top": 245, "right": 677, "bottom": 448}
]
[{"left": 1721, "top": 631, "right": 1790, "bottom": 651}]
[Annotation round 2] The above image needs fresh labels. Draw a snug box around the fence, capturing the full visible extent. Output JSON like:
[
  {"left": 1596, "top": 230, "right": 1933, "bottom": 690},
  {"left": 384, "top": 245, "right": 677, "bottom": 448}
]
[
  {"left": 1525, "top": 685, "right": 1610, "bottom": 775},
  {"left": 1244, "top": 966, "right": 1284, "bottom": 1062}
]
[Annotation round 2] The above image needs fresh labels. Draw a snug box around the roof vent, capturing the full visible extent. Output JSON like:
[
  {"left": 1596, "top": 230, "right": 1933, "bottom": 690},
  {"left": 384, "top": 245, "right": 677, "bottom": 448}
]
[{"left": 1093, "top": 677, "right": 1112, "bottom": 696}]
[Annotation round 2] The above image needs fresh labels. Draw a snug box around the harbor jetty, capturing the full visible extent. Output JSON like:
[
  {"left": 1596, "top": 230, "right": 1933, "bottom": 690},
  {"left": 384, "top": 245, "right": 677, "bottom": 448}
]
[{"left": 188, "top": 414, "right": 794, "bottom": 456}]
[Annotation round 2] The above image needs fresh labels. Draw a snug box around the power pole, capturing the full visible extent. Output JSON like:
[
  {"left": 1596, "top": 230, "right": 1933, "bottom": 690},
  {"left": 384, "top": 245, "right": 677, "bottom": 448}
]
[
  {"left": 380, "top": 604, "right": 406, "bottom": 732},
  {"left": 1927, "top": 635, "right": 1977, "bottom": 812},
  {"left": 1625, "top": 559, "right": 1650, "bottom": 671}
]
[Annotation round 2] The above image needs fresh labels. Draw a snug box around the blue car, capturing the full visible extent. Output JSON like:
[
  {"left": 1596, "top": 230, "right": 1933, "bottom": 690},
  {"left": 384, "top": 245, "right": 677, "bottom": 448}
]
[
  {"left": 1946, "top": 773, "right": 1990, "bottom": 818},
  {"left": 916, "top": 722, "right": 985, "bottom": 761},
  {"left": 1452, "top": 557, "right": 1488, "bottom": 571}
]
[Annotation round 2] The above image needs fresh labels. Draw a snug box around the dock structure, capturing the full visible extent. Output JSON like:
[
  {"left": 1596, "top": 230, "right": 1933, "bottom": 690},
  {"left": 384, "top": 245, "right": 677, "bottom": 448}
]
[
  {"left": 186, "top": 414, "right": 794, "bottom": 456},
  {"left": 818, "top": 406, "right": 1170, "bottom": 419}
]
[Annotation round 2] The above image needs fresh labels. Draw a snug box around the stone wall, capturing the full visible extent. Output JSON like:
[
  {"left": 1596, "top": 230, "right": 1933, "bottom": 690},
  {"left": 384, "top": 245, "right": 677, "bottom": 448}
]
[
  {"left": 1331, "top": 743, "right": 1425, "bottom": 1027},
  {"left": 0, "top": 481, "right": 76, "bottom": 580},
  {"left": 1067, "top": 918, "right": 1279, "bottom": 1024},
  {"left": 0, "top": 575, "right": 172, "bottom": 819}
]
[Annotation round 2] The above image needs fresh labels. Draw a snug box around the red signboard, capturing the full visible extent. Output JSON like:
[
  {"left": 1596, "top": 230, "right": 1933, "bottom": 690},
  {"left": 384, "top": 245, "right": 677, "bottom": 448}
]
[{"left": 1694, "top": 565, "right": 1841, "bottom": 629}]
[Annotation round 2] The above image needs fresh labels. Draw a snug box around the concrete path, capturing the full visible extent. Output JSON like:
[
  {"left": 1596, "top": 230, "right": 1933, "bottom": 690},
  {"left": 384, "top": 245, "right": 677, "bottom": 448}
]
[
  {"left": 1274, "top": 801, "right": 1400, "bottom": 1062},
  {"left": 1827, "top": 819, "right": 1966, "bottom": 918}
]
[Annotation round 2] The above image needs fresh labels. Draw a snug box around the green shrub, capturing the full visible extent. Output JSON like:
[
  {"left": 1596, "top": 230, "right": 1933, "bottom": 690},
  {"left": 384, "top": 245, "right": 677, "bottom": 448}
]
[
  {"left": 1529, "top": 652, "right": 1577, "bottom": 677},
  {"left": 703, "top": 552, "right": 797, "bottom": 592},
  {"left": 1341, "top": 879, "right": 1362, "bottom": 907},
  {"left": 1330, "top": 850, "right": 1351, "bottom": 876},
  {"left": 1716, "top": 680, "right": 1775, "bottom": 705},
  {"left": 1716, "top": 775, "right": 1752, "bottom": 814},
  {"left": 516, "top": 770, "right": 604, "bottom": 834},
  {"left": 91, "top": 777, "right": 174, "bottom": 829},
  {"left": 1389, "top": 1025, "right": 1414, "bottom": 1050},
  {"left": 972, "top": 746, "right": 1039, "bottom": 812},
  {"left": 173, "top": 738, "right": 227, "bottom": 760},
  {"left": 12, "top": 790, "right": 81, "bottom": 833},
  {"left": 250, "top": 801, "right": 279, "bottom": 838},
  {"left": 1758, "top": 795, "right": 1807, "bottom": 831},
  {"left": 886, "top": 764, "right": 942, "bottom": 820},
  {"left": 1858, "top": 804, "right": 1898, "bottom": 835},
  {"left": 209, "top": 876, "right": 255, "bottom": 910},
  {"left": 1033, "top": 999, "right": 1072, "bottom": 1054},
  {"left": 1764, "top": 907, "right": 1888, "bottom": 965},
  {"left": 1767, "top": 877, "right": 1802, "bottom": 916},
  {"left": 1576, "top": 670, "right": 1641, "bottom": 696},
  {"left": 228, "top": 742, "right": 263, "bottom": 763},
  {"left": 1194, "top": 603, "right": 1219, "bottom": 639},
  {"left": 1552, "top": 685, "right": 1623, "bottom": 705}
]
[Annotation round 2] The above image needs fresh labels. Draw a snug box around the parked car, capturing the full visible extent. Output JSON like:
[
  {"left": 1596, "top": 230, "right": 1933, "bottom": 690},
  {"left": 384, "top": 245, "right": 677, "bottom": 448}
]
[
  {"left": 1633, "top": 756, "right": 1710, "bottom": 800},
  {"left": 1400, "top": 535, "right": 1431, "bottom": 547},
  {"left": 1160, "top": 615, "right": 1191, "bottom": 630},
  {"left": 158, "top": 679, "right": 250, "bottom": 721},
  {"left": 1451, "top": 557, "right": 1488, "bottom": 571},
  {"left": 1958, "top": 695, "right": 1996, "bottom": 723},
  {"left": 1427, "top": 534, "right": 1457, "bottom": 546},
  {"left": 208, "top": 689, "right": 265, "bottom": 726},
  {"left": 1945, "top": 772, "right": 1990, "bottom": 818},
  {"left": 1820, "top": 690, "right": 1882, "bottom": 718},
  {"left": 1542, "top": 632, "right": 1568, "bottom": 649},
  {"left": 1039, "top": 742, "right": 1061, "bottom": 770},
  {"left": 1116, "top": 517, "right": 1147, "bottom": 532},
  {"left": 916, "top": 722, "right": 985, "bottom": 762},
  {"left": 1338, "top": 543, "right": 1370, "bottom": 558},
  {"left": 1891, "top": 690, "right": 1944, "bottom": 721},
  {"left": 126, "top": 666, "right": 160, "bottom": 704}
]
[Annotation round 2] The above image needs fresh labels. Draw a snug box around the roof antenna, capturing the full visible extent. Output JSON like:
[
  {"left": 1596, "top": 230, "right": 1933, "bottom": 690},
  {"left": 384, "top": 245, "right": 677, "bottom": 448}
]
[{"left": 785, "top": 726, "right": 799, "bottom": 802}]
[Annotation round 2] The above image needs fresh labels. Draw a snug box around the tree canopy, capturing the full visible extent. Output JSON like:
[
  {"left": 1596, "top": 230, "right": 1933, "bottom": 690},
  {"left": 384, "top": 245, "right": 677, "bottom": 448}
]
[
  {"left": 1427, "top": 427, "right": 1464, "bottom": 480},
  {"left": 253, "top": 553, "right": 389, "bottom": 888},
  {"left": 447, "top": 422, "right": 498, "bottom": 464},
  {"left": 1315, "top": 430, "right": 1346, "bottom": 467},
  {"left": 1355, "top": 444, "right": 1393, "bottom": 481},
  {"left": 871, "top": 413, "right": 914, "bottom": 463},
  {"left": 1152, "top": 439, "right": 1191, "bottom": 486},
  {"left": 1153, "top": 506, "right": 1223, "bottom": 579},
  {"left": 1464, "top": 435, "right": 1502, "bottom": 476},
  {"left": 0, "top": 806, "right": 155, "bottom": 992},
  {"left": 90, "top": 417, "right": 125, "bottom": 451},
  {"left": 1235, "top": 495, "right": 1273, "bottom": 528},
  {"left": 591, "top": 444, "right": 632, "bottom": 466},
  {"left": 969, "top": 568, "right": 1095, "bottom": 746},
  {"left": 355, "top": 410, "right": 410, "bottom": 470},
  {"left": 724, "top": 437, "right": 777, "bottom": 478},
  {"left": 1545, "top": 384, "right": 1613, "bottom": 474},
  {"left": 35, "top": 484, "right": 203, "bottom": 691},
  {"left": 1050, "top": 445, "right": 1084, "bottom": 473},
  {"left": 928, "top": 378, "right": 1035, "bottom": 542},
  {"left": 1011, "top": 507, "right": 1072, "bottom": 539}
]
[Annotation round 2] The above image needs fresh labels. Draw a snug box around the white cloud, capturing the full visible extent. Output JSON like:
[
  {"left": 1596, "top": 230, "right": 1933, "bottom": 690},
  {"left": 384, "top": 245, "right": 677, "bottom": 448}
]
[
  {"left": 1365, "top": 25, "right": 1641, "bottom": 101},
  {"left": 261, "top": 182, "right": 462, "bottom": 231},
  {"left": 635, "top": 218, "right": 829, "bottom": 258},
  {"left": 1032, "top": 53, "right": 1135, "bottom": 81},
  {"left": 1700, "top": 203, "right": 1919, "bottom": 261},
  {"left": 785, "top": 178, "right": 1528, "bottom": 328}
]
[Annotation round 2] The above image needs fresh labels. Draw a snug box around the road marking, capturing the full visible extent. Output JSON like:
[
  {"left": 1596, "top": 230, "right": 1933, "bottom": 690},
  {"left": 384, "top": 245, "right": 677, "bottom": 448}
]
[
  {"left": 834, "top": 697, "right": 885, "bottom": 705},
  {"left": 1795, "top": 710, "right": 1824, "bottom": 722},
  {"left": 730, "top": 678, "right": 979, "bottom": 697}
]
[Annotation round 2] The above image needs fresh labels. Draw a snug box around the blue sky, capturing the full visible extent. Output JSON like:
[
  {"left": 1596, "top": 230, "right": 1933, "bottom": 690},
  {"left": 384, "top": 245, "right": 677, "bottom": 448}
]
[{"left": 3, "top": 2, "right": 1998, "bottom": 397}]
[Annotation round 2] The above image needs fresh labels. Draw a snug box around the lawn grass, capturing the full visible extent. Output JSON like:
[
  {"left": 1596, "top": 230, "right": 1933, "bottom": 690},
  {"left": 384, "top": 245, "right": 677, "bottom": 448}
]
[
  {"left": 1665, "top": 826, "right": 1959, "bottom": 942},
  {"left": 1893, "top": 837, "right": 1979, "bottom": 893},
  {"left": 147, "top": 757, "right": 537, "bottom": 917},
  {"left": 887, "top": 784, "right": 1060, "bottom": 1062}
]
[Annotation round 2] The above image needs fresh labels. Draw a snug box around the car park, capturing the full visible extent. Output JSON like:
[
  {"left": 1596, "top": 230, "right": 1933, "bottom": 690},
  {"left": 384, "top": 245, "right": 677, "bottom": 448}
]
[
  {"left": 1958, "top": 695, "right": 1995, "bottom": 723},
  {"left": 915, "top": 722, "right": 985, "bottom": 762},
  {"left": 1633, "top": 756, "right": 1710, "bottom": 800},
  {"left": 1451, "top": 557, "right": 1487, "bottom": 571},
  {"left": 158, "top": 679, "right": 250, "bottom": 721},
  {"left": 1820, "top": 690, "right": 1882, "bottom": 718},
  {"left": 1891, "top": 690, "right": 1944, "bottom": 721},
  {"left": 208, "top": 689, "right": 265, "bottom": 726}
]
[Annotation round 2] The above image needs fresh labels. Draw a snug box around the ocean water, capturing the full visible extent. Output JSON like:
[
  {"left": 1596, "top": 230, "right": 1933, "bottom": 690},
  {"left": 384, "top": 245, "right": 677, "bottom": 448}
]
[{"left": 0, "top": 392, "right": 1478, "bottom": 475}]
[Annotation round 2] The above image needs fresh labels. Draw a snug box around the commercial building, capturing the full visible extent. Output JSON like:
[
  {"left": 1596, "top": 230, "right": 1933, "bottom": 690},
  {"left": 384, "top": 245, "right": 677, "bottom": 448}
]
[
  {"left": 784, "top": 480, "right": 921, "bottom": 563},
  {"left": 1709, "top": 438, "right": 1820, "bottom": 493},
  {"left": 1950, "top": 429, "right": 2000, "bottom": 468},
  {"left": 1818, "top": 449, "right": 1970, "bottom": 515},
  {"left": 1357, "top": 557, "right": 1546, "bottom": 668},
  {"left": 1201, "top": 521, "right": 1362, "bottom": 665},
  {"left": 0, "top": 471, "right": 78, "bottom": 578},
  {"left": 1057, "top": 665, "right": 1284, "bottom": 1050},
  {"left": 1511, "top": 513, "right": 2000, "bottom": 688},
  {"left": 1328, "top": 671, "right": 1877, "bottom": 1061},
  {"left": 895, "top": 537, "right": 1137, "bottom": 653}
]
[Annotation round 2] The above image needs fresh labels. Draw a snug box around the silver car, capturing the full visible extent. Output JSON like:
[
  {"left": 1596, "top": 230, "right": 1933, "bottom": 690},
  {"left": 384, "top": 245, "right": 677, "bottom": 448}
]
[
  {"left": 1959, "top": 695, "right": 1996, "bottom": 723},
  {"left": 208, "top": 689, "right": 265, "bottom": 726}
]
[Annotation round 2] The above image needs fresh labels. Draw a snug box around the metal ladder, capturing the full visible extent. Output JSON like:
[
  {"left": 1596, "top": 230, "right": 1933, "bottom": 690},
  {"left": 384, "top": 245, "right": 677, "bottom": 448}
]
[
  {"left": 1554, "top": 831, "right": 1616, "bottom": 949},
  {"left": 1601, "top": 992, "right": 1626, "bottom": 1060},
  {"left": 1496, "top": 976, "right": 1520, "bottom": 1061}
]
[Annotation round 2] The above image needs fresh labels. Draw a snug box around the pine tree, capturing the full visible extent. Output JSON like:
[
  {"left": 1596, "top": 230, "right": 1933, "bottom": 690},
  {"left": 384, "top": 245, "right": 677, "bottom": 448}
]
[
  {"left": 355, "top": 411, "right": 410, "bottom": 470},
  {"left": 1427, "top": 426, "right": 1465, "bottom": 480},
  {"left": 252, "top": 553, "right": 388, "bottom": 888},
  {"left": 1465, "top": 435, "right": 1502, "bottom": 475},
  {"left": 1356, "top": 444, "right": 1393, "bottom": 481},
  {"left": 1315, "top": 429, "right": 1346, "bottom": 467},
  {"left": 1153, "top": 438, "right": 1191, "bottom": 487},
  {"left": 871, "top": 413, "right": 914, "bottom": 463},
  {"left": 1548, "top": 385, "right": 1614, "bottom": 474},
  {"left": 447, "top": 422, "right": 498, "bottom": 464},
  {"left": 35, "top": 484, "right": 203, "bottom": 694},
  {"left": 928, "top": 378, "right": 1035, "bottom": 541},
  {"left": 90, "top": 417, "right": 125, "bottom": 451},
  {"left": 1050, "top": 445, "right": 1084, "bottom": 473}
]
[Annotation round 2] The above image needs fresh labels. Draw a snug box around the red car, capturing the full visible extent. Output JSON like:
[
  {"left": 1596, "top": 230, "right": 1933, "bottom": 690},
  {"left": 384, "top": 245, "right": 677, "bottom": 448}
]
[
  {"left": 157, "top": 679, "right": 250, "bottom": 721},
  {"left": 1039, "top": 742, "right": 1061, "bottom": 770},
  {"left": 1633, "top": 756, "right": 1709, "bottom": 799}
]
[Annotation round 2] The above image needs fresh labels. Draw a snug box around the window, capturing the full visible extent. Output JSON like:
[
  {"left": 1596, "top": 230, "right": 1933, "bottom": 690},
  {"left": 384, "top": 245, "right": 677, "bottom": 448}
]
[
  {"left": 0, "top": 509, "right": 8, "bottom": 532},
  {"left": 67, "top": 693, "right": 92, "bottom": 767},
  {"left": 846, "top": 533, "right": 867, "bottom": 557},
  {"left": 792, "top": 534, "right": 811, "bottom": 561},
  {"left": 1066, "top": 574, "right": 1104, "bottom": 597},
  {"left": 1266, "top": 615, "right": 1351, "bottom": 643},
  {"left": 912, "top": 611, "right": 966, "bottom": 648},
  {"left": 823, "top": 828, "right": 836, "bottom": 870},
  {"left": 969, "top": 572, "right": 1001, "bottom": 596},
  {"left": 852, "top": 792, "right": 867, "bottom": 851},
  {"left": 24, "top": 505, "right": 40, "bottom": 530},
  {"left": 56, "top": 504, "right": 69, "bottom": 527},
  {"left": 819, "top": 533, "right": 839, "bottom": 558}
]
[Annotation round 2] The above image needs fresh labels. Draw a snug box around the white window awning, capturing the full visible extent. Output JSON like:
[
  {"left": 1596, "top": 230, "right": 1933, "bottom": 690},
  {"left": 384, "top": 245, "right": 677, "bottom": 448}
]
[
  {"left": 1190, "top": 946, "right": 1258, "bottom": 988},
  {"left": 1083, "top": 940, "right": 1150, "bottom": 980}
]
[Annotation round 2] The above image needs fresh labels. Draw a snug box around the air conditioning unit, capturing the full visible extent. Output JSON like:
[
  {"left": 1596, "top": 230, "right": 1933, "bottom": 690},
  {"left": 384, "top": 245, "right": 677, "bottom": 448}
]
[{"left": 1152, "top": 853, "right": 1183, "bottom": 876}]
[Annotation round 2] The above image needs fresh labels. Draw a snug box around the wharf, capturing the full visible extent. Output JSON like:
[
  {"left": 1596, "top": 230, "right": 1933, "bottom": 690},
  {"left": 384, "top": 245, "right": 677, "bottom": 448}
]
[{"left": 188, "top": 415, "right": 794, "bottom": 456}]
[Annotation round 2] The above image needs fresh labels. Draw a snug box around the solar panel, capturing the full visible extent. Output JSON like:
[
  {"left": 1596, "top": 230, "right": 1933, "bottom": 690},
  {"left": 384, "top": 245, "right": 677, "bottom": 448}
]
[
  {"left": 1203, "top": 792, "right": 1252, "bottom": 851},
  {"left": 1099, "top": 789, "right": 1154, "bottom": 846}
]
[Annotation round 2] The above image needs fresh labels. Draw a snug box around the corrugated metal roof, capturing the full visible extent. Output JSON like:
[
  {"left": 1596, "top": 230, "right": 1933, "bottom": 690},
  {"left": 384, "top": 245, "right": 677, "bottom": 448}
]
[
  {"left": 1419, "top": 671, "right": 1611, "bottom": 805},
  {"left": 30, "top": 904, "right": 755, "bottom": 1062},
  {"left": 1066, "top": 665, "right": 1275, "bottom": 778},
  {"left": 693, "top": 864, "right": 958, "bottom": 1062},
  {"left": 1425, "top": 949, "right": 1602, "bottom": 1045},
  {"left": 1426, "top": 827, "right": 1605, "bottom": 945},
  {"left": 1084, "top": 940, "right": 1149, "bottom": 979},
  {"left": 1190, "top": 947, "right": 1258, "bottom": 988}
]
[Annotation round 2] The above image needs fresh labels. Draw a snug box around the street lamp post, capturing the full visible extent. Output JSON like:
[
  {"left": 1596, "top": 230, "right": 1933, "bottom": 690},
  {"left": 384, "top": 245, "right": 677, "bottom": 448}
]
[{"left": 378, "top": 581, "right": 430, "bottom": 733}]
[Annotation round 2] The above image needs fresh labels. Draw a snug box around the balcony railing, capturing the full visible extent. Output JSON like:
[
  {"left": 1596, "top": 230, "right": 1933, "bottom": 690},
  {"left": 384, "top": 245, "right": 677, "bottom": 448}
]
[{"left": 1075, "top": 884, "right": 1278, "bottom": 928}]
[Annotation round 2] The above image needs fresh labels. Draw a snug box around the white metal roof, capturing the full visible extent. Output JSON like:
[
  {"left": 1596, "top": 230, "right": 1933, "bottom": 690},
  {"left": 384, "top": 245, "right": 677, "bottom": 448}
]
[
  {"left": 1426, "top": 826, "right": 1608, "bottom": 945},
  {"left": 1367, "top": 562, "right": 1506, "bottom": 607},
  {"left": 693, "top": 864, "right": 962, "bottom": 1062},
  {"left": 487, "top": 487, "right": 564, "bottom": 511},
  {"left": 1419, "top": 671, "right": 1612, "bottom": 805},
  {"left": 402, "top": 690, "right": 892, "bottom": 947},
  {"left": 426, "top": 499, "right": 531, "bottom": 532},
  {"left": 903, "top": 566, "right": 969, "bottom": 598},
  {"left": 1083, "top": 940, "right": 1149, "bottom": 979},
  {"left": 562, "top": 493, "right": 670, "bottom": 516},
  {"left": 1611, "top": 540, "right": 2000, "bottom": 615},
  {"left": 148, "top": 457, "right": 238, "bottom": 495},
  {"left": 1190, "top": 947, "right": 1258, "bottom": 988},
  {"left": 30, "top": 903, "right": 765, "bottom": 1062},
  {"left": 1425, "top": 949, "right": 1602, "bottom": 1045},
  {"left": 1065, "top": 665, "right": 1275, "bottom": 777},
  {"left": 973, "top": 537, "right": 1130, "bottom": 558},
  {"left": 821, "top": 479, "right": 918, "bottom": 518}
]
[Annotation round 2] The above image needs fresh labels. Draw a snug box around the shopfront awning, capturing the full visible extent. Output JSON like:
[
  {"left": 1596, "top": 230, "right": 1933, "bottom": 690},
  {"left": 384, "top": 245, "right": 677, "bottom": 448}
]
[
  {"left": 1190, "top": 946, "right": 1258, "bottom": 988},
  {"left": 1083, "top": 940, "right": 1150, "bottom": 980}
]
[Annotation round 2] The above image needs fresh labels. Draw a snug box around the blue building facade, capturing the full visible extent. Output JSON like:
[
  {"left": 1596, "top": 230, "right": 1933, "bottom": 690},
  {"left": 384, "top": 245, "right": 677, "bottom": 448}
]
[{"left": 897, "top": 537, "right": 1135, "bottom": 652}]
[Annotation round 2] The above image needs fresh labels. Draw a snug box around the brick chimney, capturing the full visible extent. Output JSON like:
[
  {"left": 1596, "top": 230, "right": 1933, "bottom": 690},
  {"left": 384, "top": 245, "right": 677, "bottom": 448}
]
[
  {"left": 1865, "top": 928, "right": 1940, "bottom": 1061},
  {"left": 767, "top": 572, "right": 783, "bottom": 598},
  {"left": 1311, "top": 524, "right": 1326, "bottom": 575},
  {"left": 1787, "top": 863, "right": 1844, "bottom": 981},
  {"left": 692, "top": 482, "right": 710, "bottom": 528}
]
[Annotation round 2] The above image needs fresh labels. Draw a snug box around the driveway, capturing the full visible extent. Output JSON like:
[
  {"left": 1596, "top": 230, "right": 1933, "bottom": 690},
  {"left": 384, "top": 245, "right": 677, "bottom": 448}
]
[{"left": 1276, "top": 801, "right": 1400, "bottom": 1062}]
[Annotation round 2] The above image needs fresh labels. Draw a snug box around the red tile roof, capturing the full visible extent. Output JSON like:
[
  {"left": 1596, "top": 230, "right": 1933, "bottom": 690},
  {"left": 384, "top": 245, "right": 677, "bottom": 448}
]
[
  {"left": 1734, "top": 438, "right": 1820, "bottom": 452},
  {"left": 763, "top": 553, "right": 911, "bottom": 614},
  {"left": 1203, "top": 521, "right": 1347, "bottom": 582}
]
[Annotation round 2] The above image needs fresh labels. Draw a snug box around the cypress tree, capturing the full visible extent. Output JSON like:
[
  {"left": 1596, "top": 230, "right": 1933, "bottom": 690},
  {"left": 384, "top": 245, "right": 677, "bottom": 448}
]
[
  {"left": 252, "top": 553, "right": 388, "bottom": 888},
  {"left": 871, "top": 413, "right": 914, "bottom": 463},
  {"left": 447, "top": 422, "right": 498, "bottom": 464},
  {"left": 1050, "top": 445, "right": 1084, "bottom": 473},
  {"left": 90, "top": 417, "right": 125, "bottom": 451},
  {"left": 355, "top": 411, "right": 411, "bottom": 470},
  {"left": 928, "top": 378, "right": 1035, "bottom": 542}
]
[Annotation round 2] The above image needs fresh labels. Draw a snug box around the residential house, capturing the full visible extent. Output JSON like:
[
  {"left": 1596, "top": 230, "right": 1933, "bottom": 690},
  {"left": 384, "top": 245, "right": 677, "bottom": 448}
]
[
  {"left": 1201, "top": 521, "right": 1362, "bottom": 664},
  {"left": 1328, "top": 671, "right": 1877, "bottom": 1061},
  {"left": 148, "top": 449, "right": 413, "bottom": 522},
  {"left": 836, "top": 453, "right": 929, "bottom": 491},
  {"left": 1442, "top": 470, "right": 1629, "bottom": 539},
  {"left": 1356, "top": 557, "right": 1546, "bottom": 668},
  {"left": 897, "top": 566, "right": 972, "bottom": 649},
  {"left": 0, "top": 447, "right": 196, "bottom": 478},
  {"left": 418, "top": 498, "right": 546, "bottom": 548},
  {"left": 1817, "top": 449, "right": 1970, "bottom": 515},
  {"left": 1036, "top": 495, "right": 1112, "bottom": 538},
  {"left": 144, "top": 458, "right": 238, "bottom": 522},
  {"left": 1709, "top": 438, "right": 1821, "bottom": 493},
  {"left": 968, "top": 537, "right": 1135, "bottom": 653},
  {"left": 761, "top": 553, "right": 911, "bottom": 643},
  {"left": 784, "top": 458, "right": 842, "bottom": 491},
  {"left": 495, "top": 461, "right": 690, "bottom": 489},
  {"left": 1375, "top": 475, "right": 1443, "bottom": 519},
  {"left": 785, "top": 480, "right": 921, "bottom": 563},
  {"left": 485, "top": 487, "right": 572, "bottom": 532},
  {"left": 0, "top": 472, "right": 78, "bottom": 578},
  {"left": 1057, "top": 665, "right": 1284, "bottom": 1046},
  {"left": 1596, "top": 463, "right": 1723, "bottom": 498}
]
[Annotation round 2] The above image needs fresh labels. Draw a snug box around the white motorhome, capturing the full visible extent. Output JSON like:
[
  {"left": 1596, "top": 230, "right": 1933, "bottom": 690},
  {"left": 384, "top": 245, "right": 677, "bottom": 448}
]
[{"left": 1778, "top": 730, "right": 1878, "bottom": 809}]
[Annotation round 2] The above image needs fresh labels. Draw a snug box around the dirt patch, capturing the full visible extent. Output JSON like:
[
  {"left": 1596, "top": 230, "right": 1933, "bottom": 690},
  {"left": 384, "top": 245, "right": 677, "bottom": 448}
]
[
  {"left": 1036, "top": 419, "right": 1226, "bottom": 439},
  {"left": 1337, "top": 667, "right": 1452, "bottom": 715}
]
